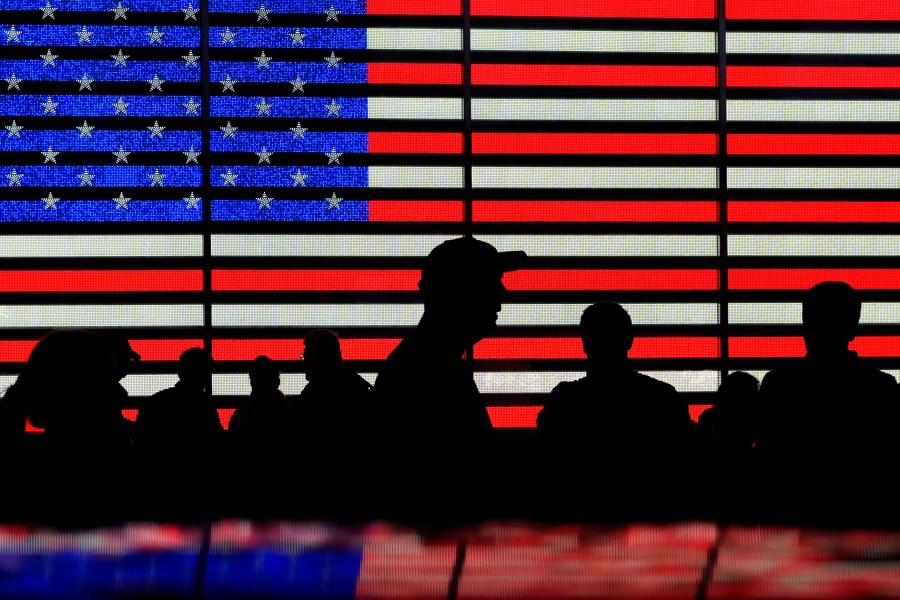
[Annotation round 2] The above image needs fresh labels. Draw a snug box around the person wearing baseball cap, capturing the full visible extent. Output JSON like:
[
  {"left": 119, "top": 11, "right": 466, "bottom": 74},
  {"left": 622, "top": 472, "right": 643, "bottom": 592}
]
[{"left": 371, "top": 236, "right": 526, "bottom": 523}]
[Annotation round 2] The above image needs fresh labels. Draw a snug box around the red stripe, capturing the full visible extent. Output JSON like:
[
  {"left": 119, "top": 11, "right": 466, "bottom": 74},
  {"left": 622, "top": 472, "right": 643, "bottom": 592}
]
[
  {"left": 0, "top": 339, "right": 203, "bottom": 363},
  {"left": 217, "top": 408, "right": 235, "bottom": 430},
  {"left": 471, "top": 0, "right": 715, "bottom": 19},
  {"left": 472, "top": 201, "right": 718, "bottom": 222},
  {"left": 473, "top": 133, "right": 718, "bottom": 155},
  {"left": 729, "top": 269, "right": 900, "bottom": 290},
  {"left": 728, "top": 67, "right": 900, "bottom": 89},
  {"left": 730, "top": 336, "right": 900, "bottom": 358},
  {"left": 487, "top": 406, "right": 541, "bottom": 429},
  {"left": 472, "top": 65, "right": 717, "bottom": 87},
  {"left": 366, "top": 0, "right": 460, "bottom": 15},
  {"left": 730, "top": 202, "right": 900, "bottom": 223},
  {"left": 505, "top": 270, "right": 719, "bottom": 291},
  {"left": 727, "top": 0, "right": 900, "bottom": 21},
  {"left": 690, "top": 405, "right": 712, "bottom": 422},
  {"left": 211, "top": 270, "right": 421, "bottom": 292},
  {"left": 0, "top": 270, "right": 203, "bottom": 293},
  {"left": 212, "top": 338, "right": 401, "bottom": 362},
  {"left": 122, "top": 409, "right": 137, "bottom": 422},
  {"left": 730, "top": 134, "right": 900, "bottom": 155},
  {"left": 369, "top": 133, "right": 463, "bottom": 154},
  {"left": 475, "top": 337, "right": 720, "bottom": 359},
  {"left": 368, "top": 201, "right": 464, "bottom": 222},
  {"left": 368, "top": 63, "right": 462, "bottom": 85}
]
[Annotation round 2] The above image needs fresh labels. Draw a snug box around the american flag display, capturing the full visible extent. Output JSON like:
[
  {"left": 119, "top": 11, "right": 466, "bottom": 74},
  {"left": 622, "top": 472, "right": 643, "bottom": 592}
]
[{"left": 1, "top": 0, "right": 898, "bottom": 429}]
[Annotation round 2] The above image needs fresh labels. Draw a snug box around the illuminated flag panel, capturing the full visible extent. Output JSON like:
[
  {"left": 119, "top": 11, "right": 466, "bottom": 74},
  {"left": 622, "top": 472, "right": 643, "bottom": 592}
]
[{"left": 725, "top": 0, "right": 900, "bottom": 379}]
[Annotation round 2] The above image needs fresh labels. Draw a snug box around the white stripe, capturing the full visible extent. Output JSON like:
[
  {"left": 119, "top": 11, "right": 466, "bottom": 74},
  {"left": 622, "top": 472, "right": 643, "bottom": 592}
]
[
  {"left": 483, "top": 234, "right": 718, "bottom": 257},
  {"left": 736, "top": 370, "right": 898, "bottom": 384},
  {"left": 369, "top": 166, "right": 464, "bottom": 188},
  {"left": 730, "top": 235, "right": 900, "bottom": 257},
  {"left": 121, "top": 374, "right": 179, "bottom": 398},
  {"left": 498, "top": 303, "right": 719, "bottom": 326},
  {"left": 0, "top": 235, "right": 202, "bottom": 258},
  {"left": 728, "top": 100, "right": 900, "bottom": 122},
  {"left": 473, "top": 98, "right": 717, "bottom": 121},
  {"left": 367, "top": 98, "right": 463, "bottom": 120},
  {"left": 474, "top": 167, "right": 718, "bottom": 189},
  {"left": 211, "top": 234, "right": 454, "bottom": 257},
  {"left": 728, "top": 168, "right": 900, "bottom": 189},
  {"left": 212, "top": 373, "right": 376, "bottom": 397},
  {"left": 212, "top": 305, "right": 424, "bottom": 328},
  {"left": 0, "top": 305, "right": 203, "bottom": 329},
  {"left": 472, "top": 29, "right": 716, "bottom": 53},
  {"left": 729, "top": 303, "right": 900, "bottom": 325},
  {"left": 367, "top": 28, "right": 461, "bottom": 50},
  {"left": 728, "top": 32, "right": 900, "bottom": 55}
]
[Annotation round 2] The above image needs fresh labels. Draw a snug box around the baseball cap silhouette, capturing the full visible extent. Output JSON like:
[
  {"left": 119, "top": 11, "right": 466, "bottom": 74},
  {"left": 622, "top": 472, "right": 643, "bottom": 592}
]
[{"left": 419, "top": 236, "right": 526, "bottom": 291}]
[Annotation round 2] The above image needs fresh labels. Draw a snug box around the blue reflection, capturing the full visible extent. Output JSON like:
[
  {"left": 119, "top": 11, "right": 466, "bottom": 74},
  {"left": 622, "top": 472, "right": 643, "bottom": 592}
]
[
  {"left": 0, "top": 95, "right": 203, "bottom": 117},
  {"left": 0, "top": 200, "right": 202, "bottom": 222},
  {"left": 209, "top": 96, "right": 367, "bottom": 119},
  {"left": 212, "top": 199, "right": 367, "bottom": 221},
  {"left": 209, "top": 61, "right": 366, "bottom": 84},
  {"left": 212, "top": 165, "right": 365, "bottom": 187}
]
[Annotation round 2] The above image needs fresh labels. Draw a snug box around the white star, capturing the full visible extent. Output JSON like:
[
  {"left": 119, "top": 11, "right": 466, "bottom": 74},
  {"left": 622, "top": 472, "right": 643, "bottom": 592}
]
[
  {"left": 324, "top": 51, "right": 342, "bottom": 67},
  {"left": 6, "top": 170, "right": 23, "bottom": 186},
  {"left": 291, "top": 169, "right": 307, "bottom": 186},
  {"left": 111, "top": 2, "right": 128, "bottom": 20},
  {"left": 41, "top": 96, "right": 59, "bottom": 114},
  {"left": 4, "top": 73, "right": 22, "bottom": 91},
  {"left": 255, "top": 51, "right": 272, "bottom": 68},
  {"left": 326, "top": 192, "right": 342, "bottom": 209},
  {"left": 290, "top": 76, "right": 306, "bottom": 93},
  {"left": 76, "top": 73, "right": 93, "bottom": 90},
  {"left": 76, "top": 120, "right": 94, "bottom": 137},
  {"left": 325, "top": 5, "right": 340, "bottom": 21},
  {"left": 182, "top": 49, "right": 199, "bottom": 67},
  {"left": 41, "top": 1, "right": 57, "bottom": 19},
  {"left": 113, "top": 97, "right": 130, "bottom": 115},
  {"left": 325, "top": 98, "right": 341, "bottom": 116},
  {"left": 325, "top": 147, "right": 343, "bottom": 164},
  {"left": 183, "top": 97, "right": 200, "bottom": 115},
  {"left": 147, "top": 120, "right": 165, "bottom": 138},
  {"left": 289, "top": 29, "right": 306, "bottom": 45},
  {"left": 111, "top": 49, "right": 129, "bottom": 67},
  {"left": 220, "top": 74, "right": 236, "bottom": 92},
  {"left": 221, "top": 169, "right": 238, "bottom": 186},
  {"left": 76, "top": 26, "right": 93, "bottom": 43},
  {"left": 148, "top": 26, "right": 164, "bottom": 44},
  {"left": 256, "top": 97, "right": 272, "bottom": 116},
  {"left": 182, "top": 3, "right": 198, "bottom": 20},
  {"left": 42, "top": 192, "right": 59, "bottom": 210},
  {"left": 256, "top": 191, "right": 273, "bottom": 209},
  {"left": 114, "top": 192, "right": 130, "bottom": 209},
  {"left": 289, "top": 122, "right": 308, "bottom": 139},
  {"left": 255, "top": 146, "right": 273, "bottom": 164},
  {"left": 183, "top": 191, "right": 199, "bottom": 208},
  {"left": 78, "top": 168, "right": 95, "bottom": 186},
  {"left": 112, "top": 146, "right": 130, "bottom": 163},
  {"left": 40, "top": 49, "right": 58, "bottom": 67},
  {"left": 41, "top": 146, "right": 59, "bottom": 163},
  {"left": 255, "top": 3, "right": 270, "bottom": 21},
  {"left": 6, "top": 120, "right": 24, "bottom": 137},
  {"left": 183, "top": 146, "right": 200, "bottom": 164},
  {"left": 220, "top": 121, "right": 238, "bottom": 138},
  {"left": 149, "top": 169, "right": 165, "bottom": 186},
  {"left": 147, "top": 74, "right": 164, "bottom": 91},
  {"left": 219, "top": 27, "right": 236, "bottom": 44},
  {"left": 5, "top": 25, "right": 22, "bottom": 43}
]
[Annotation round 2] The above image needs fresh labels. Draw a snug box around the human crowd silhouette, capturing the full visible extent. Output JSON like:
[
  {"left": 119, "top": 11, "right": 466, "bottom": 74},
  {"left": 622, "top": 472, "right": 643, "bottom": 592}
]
[{"left": 1, "top": 237, "right": 898, "bottom": 528}]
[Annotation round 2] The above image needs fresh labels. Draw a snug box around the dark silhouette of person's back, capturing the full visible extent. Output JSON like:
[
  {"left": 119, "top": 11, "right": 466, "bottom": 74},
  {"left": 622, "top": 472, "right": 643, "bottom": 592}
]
[
  {"left": 536, "top": 302, "right": 693, "bottom": 521},
  {"left": 755, "top": 281, "right": 898, "bottom": 525},
  {"left": 290, "top": 329, "right": 372, "bottom": 518},
  {"left": 135, "top": 347, "right": 223, "bottom": 520},
  {"left": 373, "top": 237, "right": 525, "bottom": 523}
]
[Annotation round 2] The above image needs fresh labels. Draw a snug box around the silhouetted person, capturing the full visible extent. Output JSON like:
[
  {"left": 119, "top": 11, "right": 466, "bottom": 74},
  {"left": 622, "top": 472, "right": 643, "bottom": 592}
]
[
  {"left": 135, "top": 347, "right": 223, "bottom": 521},
  {"left": 536, "top": 302, "right": 693, "bottom": 521},
  {"left": 755, "top": 281, "right": 899, "bottom": 526},
  {"left": 101, "top": 332, "right": 142, "bottom": 440},
  {"left": 291, "top": 329, "right": 372, "bottom": 518},
  {"left": 373, "top": 236, "right": 525, "bottom": 523}
]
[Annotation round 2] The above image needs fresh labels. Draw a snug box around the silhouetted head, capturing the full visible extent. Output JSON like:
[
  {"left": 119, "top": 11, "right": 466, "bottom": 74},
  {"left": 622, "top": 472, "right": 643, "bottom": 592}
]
[
  {"left": 249, "top": 355, "right": 280, "bottom": 392},
  {"left": 418, "top": 237, "right": 526, "bottom": 346},
  {"left": 715, "top": 371, "right": 759, "bottom": 423},
  {"left": 302, "top": 329, "right": 343, "bottom": 383},
  {"left": 102, "top": 333, "right": 141, "bottom": 381},
  {"left": 580, "top": 302, "right": 634, "bottom": 363},
  {"left": 802, "top": 281, "right": 861, "bottom": 357},
  {"left": 177, "top": 348, "right": 212, "bottom": 391}
]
